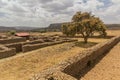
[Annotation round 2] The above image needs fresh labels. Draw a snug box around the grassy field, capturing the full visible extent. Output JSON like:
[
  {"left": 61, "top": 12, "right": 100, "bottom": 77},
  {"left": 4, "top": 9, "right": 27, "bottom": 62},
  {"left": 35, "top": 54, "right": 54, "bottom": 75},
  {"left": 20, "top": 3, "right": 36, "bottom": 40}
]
[
  {"left": 106, "top": 30, "right": 120, "bottom": 36},
  {"left": 0, "top": 30, "right": 119, "bottom": 80}
]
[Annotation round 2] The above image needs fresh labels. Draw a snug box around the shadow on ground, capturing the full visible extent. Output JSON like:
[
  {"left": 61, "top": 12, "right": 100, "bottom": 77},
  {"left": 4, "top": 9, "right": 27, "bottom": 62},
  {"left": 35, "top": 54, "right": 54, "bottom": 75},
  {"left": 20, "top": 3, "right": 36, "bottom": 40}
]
[
  {"left": 75, "top": 41, "right": 98, "bottom": 48},
  {"left": 61, "top": 35, "right": 114, "bottom": 39}
]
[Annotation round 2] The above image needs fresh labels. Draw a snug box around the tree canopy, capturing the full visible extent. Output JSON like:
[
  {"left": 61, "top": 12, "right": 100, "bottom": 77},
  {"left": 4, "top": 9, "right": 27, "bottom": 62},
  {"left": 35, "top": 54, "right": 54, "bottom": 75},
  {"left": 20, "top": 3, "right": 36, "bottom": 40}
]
[{"left": 61, "top": 11, "right": 107, "bottom": 43}]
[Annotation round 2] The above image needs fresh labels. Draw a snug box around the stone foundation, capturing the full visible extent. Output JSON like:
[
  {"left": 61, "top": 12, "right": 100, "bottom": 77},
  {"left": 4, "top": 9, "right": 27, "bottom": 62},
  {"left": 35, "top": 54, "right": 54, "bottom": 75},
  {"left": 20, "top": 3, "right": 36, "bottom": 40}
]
[
  {"left": 0, "top": 48, "right": 16, "bottom": 59},
  {"left": 31, "top": 36, "right": 120, "bottom": 80},
  {"left": 0, "top": 37, "right": 26, "bottom": 44}
]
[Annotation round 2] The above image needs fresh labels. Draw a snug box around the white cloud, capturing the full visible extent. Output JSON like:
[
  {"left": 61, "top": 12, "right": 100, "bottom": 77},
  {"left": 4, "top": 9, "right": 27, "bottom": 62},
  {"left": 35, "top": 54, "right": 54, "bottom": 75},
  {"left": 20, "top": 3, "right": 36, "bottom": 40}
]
[
  {"left": 0, "top": 0, "right": 120, "bottom": 27},
  {"left": 111, "top": 0, "right": 120, "bottom": 4}
]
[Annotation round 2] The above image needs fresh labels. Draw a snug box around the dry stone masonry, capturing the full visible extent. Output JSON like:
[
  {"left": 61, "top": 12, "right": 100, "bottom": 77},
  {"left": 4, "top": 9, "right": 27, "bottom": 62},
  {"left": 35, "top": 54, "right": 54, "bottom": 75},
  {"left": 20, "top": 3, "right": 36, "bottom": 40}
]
[
  {"left": 0, "top": 44, "right": 16, "bottom": 59},
  {"left": 31, "top": 36, "right": 120, "bottom": 80},
  {"left": 0, "top": 36, "right": 77, "bottom": 59}
]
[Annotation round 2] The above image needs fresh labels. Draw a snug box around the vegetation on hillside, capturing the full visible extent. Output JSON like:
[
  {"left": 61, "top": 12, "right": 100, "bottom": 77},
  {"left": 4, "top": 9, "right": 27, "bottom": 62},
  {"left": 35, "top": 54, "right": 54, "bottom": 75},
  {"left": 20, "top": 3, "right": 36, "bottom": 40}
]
[
  {"left": 9, "top": 30, "right": 16, "bottom": 35},
  {"left": 61, "top": 11, "right": 107, "bottom": 43}
]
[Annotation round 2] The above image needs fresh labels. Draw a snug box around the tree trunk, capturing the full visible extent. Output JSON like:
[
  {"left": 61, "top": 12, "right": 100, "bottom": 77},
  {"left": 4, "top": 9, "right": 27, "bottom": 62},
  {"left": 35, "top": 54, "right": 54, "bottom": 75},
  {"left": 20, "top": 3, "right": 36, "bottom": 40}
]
[
  {"left": 84, "top": 37, "right": 88, "bottom": 43},
  {"left": 81, "top": 33, "right": 88, "bottom": 43}
]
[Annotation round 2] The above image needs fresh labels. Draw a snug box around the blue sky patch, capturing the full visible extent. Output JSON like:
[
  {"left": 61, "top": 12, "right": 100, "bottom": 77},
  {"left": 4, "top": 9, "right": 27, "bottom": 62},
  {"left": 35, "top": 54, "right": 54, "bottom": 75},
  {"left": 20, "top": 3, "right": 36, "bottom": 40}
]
[{"left": 99, "top": 0, "right": 113, "bottom": 8}]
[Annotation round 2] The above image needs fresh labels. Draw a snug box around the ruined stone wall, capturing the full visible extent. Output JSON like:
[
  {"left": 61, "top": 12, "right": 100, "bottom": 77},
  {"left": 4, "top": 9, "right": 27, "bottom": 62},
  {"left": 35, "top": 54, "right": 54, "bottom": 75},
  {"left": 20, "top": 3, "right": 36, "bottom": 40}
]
[
  {"left": 22, "top": 39, "right": 44, "bottom": 45},
  {"left": 4, "top": 39, "right": 76, "bottom": 53},
  {"left": 22, "top": 39, "right": 77, "bottom": 52},
  {"left": 31, "top": 36, "right": 120, "bottom": 80},
  {"left": 0, "top": 48, "right": 16, "bottom": 59},
  {"left": 62, "top": 36, "right": 120, "bottom": 77},
  {"left": 0, "top": 38, "right": 77, "bottom": 59},
  {"left": 22, "top": 41, "right": 64, "bottom": 52},
  {"left": 0, "top": 37, "right": 26, "bottom": 44},
  {"left": 4, "top": 39, "right": 44, "bottom": 53},
  {"left": 5, "top": 43, "right": 23, "bottom": 53}
]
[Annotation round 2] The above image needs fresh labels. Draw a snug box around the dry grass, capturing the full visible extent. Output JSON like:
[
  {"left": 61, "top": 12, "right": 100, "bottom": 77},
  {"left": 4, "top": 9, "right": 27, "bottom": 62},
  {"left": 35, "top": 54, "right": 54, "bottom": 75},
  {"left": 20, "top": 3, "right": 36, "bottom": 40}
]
[
  {"left": 30, "top": 32, "right": 62, "bottom": 36},
  {"left": 0, "top": 42, "right": 84, "bottom": 80},
  {"left": 0, "top": 30, "right": 119, "bottom": 80},
  {"left": 106, "top": 30, "right": 120, "bottom": 36}
]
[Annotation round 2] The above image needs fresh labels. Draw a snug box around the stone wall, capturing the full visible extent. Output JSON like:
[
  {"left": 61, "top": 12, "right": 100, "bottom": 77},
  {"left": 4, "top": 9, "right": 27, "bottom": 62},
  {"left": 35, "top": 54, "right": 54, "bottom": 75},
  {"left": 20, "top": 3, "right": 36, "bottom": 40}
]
[
  {"left": 5, "top": 39, "right": 44, "bottom": 53},
  {"left": 0, "top": 38, "right": 77, "bottom": 59},
  {"left": 31, "top": 36, "right": 120, "bottom": 80},
  {"left": 4, "top": 39, "right": 76, "bottom": 53},
  {"left": 22, "top": 39, "right": 44, "bottom": 45},
  {"left": 22, "top": 39, "right": 77, "bottom": 52},
  {"left": 5, "top": 43, "right": 23, "bottom": 53},
  {"left": 0, "top": 37, "right": 26, "bottom": 44},
  {"left": 0, "top": 48, "right": 16, "bottom": 59},
  {"left": 63, "top": 36, "right": 120, "bottom": 78}
]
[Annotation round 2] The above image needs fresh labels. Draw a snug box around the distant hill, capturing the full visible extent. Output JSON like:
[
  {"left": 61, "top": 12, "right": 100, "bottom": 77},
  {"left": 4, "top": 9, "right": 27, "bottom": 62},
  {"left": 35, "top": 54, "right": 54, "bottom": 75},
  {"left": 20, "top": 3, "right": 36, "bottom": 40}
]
[
  {"left": 106, "top": 24, "right": 120, "bottom": 30},
  {"left": 48, "top": 23, "right": 62, "bottom": 30},
  {"left": 47, "top": 23, "right": 120, "bottom": 31},
  {"left": 0, "top": 23, "right": 120, "bottom": 32},
  {"left": 47, "top": 22, "right": 68, "bottom": 31},
  {"left": 0, "top": 26, "right": 41, "bottom": 32},
  {"left": 14, "top": 26, "right": 40, "bottom": 31},
  {"left": 0, "top": 26, "right": 16, "bottom": 32}
]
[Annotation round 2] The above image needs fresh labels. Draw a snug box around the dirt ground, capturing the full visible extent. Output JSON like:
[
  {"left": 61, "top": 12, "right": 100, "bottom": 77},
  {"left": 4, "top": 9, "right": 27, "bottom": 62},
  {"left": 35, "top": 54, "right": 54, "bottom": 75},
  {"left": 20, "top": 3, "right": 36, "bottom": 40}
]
[
  {"left": 80, "top": 42, "right": 120, "bottom": 80},
  {"left": 0, "top": 42, "right": 85, "bottom": 80},
  {"left": 0, "top": 30, "right": 119, "bottom": 80},
  {"left": 0, "top": 39, "right": 108, "bottom": 80}
]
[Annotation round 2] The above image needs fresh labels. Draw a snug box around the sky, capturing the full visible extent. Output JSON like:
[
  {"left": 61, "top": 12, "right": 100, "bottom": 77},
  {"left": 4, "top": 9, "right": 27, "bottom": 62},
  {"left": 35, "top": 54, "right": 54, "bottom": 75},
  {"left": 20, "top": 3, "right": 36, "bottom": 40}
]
[{"left": 0, "top": 0, "right": 120, "bottom": 27}]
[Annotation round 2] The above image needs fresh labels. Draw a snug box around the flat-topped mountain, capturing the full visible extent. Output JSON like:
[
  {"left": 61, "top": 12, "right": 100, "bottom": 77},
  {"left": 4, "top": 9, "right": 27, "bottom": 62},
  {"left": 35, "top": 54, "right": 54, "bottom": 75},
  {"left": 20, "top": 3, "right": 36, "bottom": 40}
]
[
  {"left": 0, "top": 24, "right": 120, "bottom": 32},
  {"left": 47, "top": 23, "right": 120, "bottom": 30}
]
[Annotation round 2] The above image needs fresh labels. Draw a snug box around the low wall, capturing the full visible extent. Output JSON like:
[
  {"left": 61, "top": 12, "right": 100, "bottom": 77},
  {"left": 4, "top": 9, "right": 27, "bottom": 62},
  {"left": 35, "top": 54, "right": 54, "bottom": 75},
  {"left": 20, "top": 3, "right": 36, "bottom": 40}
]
[
  {"left": 5, "top": 39, "right": 44, "bottom": 53},
  {"left": 0, "top": 48, "right": 16, "bottom": 59},
  {"left": 62, "top": 36, "right": 120, "bottom": 78},
  {"left": 22, "top": 41, "right": 64, "bottom": 52},
  {"left": 5, "top": 43, "right": 23, "bottom": 53},
  {"left": 31, "top": 36, "right": 120, "bottom": 80},
  {"left": 22, "top": 39, "right": 44, "bottom": 45},
  {"left": 4, "top": 39, "right": 75, "bottom": 53},
  {"left": 0, "top": 45, "right": 9, "bottom": 50},
  {"left": 0, "top": 37, "right": 26, "bottom": 44},
  {"left": 22, "top": 39, "right": 77, "bottom": 52}
]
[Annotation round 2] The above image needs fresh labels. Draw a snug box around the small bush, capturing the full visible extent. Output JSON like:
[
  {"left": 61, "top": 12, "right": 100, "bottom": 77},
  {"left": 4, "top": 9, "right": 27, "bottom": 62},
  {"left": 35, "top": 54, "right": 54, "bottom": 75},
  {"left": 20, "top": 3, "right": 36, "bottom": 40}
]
[
  {"left": 9, "top": 30, "right": 16, "bottom": 35},
  {"left": 39, "top": 30, "right": 47, "bottom": 33}
]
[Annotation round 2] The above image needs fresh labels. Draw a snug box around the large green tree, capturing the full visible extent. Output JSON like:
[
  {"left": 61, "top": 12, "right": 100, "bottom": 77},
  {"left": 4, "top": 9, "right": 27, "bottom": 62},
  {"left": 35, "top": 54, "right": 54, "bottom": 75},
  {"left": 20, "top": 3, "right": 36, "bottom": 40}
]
[{"left": 61, "top": 11, "right": 107, "bottom": 43}]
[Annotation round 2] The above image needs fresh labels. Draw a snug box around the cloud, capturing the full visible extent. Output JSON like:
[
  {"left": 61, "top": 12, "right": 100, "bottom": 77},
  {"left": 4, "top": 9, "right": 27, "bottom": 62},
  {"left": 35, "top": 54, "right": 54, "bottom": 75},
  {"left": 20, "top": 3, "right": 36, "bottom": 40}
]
[
  {"left": 41, "top": 0, "right": 74, "bottom": 11},
  {"left": 0, "top": 0, "right": 7, "bottom": 8},
  {"left": 7, "top": 4, "right": 27, "bottom": 13},
  {"left": 0, "top": 0, "right": 119, "bottom": 27}
]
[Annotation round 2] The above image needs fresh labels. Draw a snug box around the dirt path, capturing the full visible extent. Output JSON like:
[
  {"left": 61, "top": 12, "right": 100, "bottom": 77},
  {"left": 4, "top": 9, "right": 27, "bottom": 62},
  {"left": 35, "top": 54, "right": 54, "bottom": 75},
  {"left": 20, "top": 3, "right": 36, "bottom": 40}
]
[{"left": 80, "top": 42, "right": 120, "bottom": 80}]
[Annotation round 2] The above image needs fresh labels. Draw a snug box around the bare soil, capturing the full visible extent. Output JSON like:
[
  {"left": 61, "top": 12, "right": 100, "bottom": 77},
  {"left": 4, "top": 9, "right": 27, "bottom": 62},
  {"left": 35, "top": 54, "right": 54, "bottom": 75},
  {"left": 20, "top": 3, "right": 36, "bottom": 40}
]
[{"left": 0, "top": 42, "right": 85, "bottom": 80}]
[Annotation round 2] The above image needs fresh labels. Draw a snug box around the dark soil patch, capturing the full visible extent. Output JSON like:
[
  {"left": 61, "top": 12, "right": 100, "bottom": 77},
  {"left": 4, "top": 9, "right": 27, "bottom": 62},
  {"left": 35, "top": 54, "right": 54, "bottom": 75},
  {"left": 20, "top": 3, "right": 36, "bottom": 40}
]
[{"left": 75, "top": 41, "right": 97, "bottom": 48}]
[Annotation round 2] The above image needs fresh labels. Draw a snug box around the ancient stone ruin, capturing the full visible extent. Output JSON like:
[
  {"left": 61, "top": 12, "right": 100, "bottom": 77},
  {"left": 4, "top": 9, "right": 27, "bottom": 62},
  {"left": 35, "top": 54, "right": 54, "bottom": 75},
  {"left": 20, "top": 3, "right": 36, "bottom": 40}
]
[
  {"left": 31, "top": 36, "right": 120, "bottom": 80},
  {"left": 0, "top": 35, "right": 77, "bottom": 59}
]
